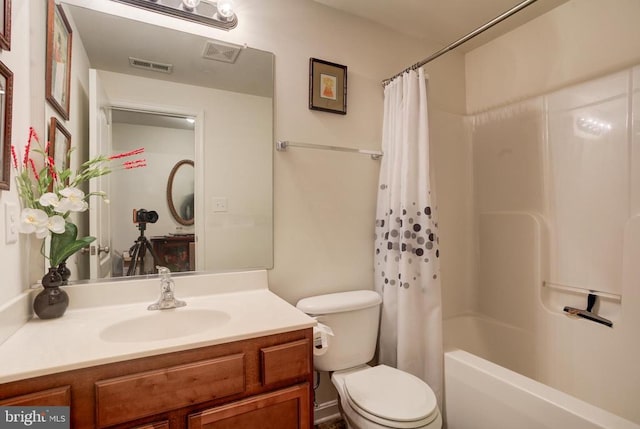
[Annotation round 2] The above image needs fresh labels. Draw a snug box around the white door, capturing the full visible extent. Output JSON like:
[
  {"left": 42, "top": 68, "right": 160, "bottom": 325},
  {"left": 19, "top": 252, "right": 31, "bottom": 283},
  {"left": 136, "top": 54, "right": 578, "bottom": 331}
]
[{"left": 89, "top": 69, "right": 113, "bottom": 279}]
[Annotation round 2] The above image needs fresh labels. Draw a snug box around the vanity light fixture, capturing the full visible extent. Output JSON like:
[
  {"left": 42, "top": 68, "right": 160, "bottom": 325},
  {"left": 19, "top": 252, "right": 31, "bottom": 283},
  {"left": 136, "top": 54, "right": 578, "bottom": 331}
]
[{"left": 111, "top": 0, "right": 238, "bottom": 31}]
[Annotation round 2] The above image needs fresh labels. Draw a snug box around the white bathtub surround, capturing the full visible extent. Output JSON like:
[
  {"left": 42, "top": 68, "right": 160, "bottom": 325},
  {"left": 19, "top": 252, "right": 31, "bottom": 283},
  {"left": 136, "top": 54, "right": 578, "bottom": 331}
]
[
  {"left": 0, "top": 270, "right": 316, "bottom": 384},
  {"left": 444, "top": 349, "right": 640, "bottom": 429},
  {"left": 374, "top": 67, "right": 443, "bottom": 404},
  {"left": 463, "top": 64, "right": 640, "bottom": 423}
]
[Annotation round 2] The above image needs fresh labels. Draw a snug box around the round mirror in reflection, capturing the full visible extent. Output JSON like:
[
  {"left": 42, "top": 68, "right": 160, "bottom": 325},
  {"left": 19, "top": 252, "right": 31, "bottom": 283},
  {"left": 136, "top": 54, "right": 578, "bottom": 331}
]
[{"left": 167, "top": 159, "right": 195, "bottom": 226}]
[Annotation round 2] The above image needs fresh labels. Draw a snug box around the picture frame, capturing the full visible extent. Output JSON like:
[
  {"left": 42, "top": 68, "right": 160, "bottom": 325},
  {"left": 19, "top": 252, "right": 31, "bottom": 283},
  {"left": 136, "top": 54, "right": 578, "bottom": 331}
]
[
  {"left": 0, "top": 61, "right": 13, "bottom": 191},
  {"left": 48, "top": 117, "right": 71, "bottom": 186},
  {"left": 309, "top": 58, "right": 347, "bottom": 115},
  {"left": 0, "top": 0, "right": 11, "bottom": 51},
  {"left": 45, "top": 0, "right": 72, "bottom": 120}
]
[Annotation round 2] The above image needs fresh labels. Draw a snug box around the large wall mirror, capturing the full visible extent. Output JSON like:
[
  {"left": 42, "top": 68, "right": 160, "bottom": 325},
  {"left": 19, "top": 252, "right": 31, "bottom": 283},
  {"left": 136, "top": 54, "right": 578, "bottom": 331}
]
[{"left": 60, "top": 2, "right": 274, "bottom": 281}]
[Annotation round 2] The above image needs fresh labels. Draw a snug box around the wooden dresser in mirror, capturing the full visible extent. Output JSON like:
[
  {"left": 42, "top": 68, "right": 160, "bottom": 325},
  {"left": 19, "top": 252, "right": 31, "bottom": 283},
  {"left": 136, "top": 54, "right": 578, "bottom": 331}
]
[{"left": 151, "top": 234, "right": 196, "bottom": 272}]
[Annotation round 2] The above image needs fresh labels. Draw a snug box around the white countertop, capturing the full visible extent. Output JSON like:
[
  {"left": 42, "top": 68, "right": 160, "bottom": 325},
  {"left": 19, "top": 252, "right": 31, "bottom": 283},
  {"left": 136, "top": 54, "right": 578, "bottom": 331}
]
[{"left": 0, "top": 270, "right": 315, "bottom": 384}]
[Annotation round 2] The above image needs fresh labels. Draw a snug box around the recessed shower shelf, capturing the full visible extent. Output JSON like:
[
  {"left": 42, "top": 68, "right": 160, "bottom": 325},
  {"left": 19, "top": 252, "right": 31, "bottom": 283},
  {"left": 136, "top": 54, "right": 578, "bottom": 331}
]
[{"left": 543, "top": 281, "right": 622, "bottom": 303}]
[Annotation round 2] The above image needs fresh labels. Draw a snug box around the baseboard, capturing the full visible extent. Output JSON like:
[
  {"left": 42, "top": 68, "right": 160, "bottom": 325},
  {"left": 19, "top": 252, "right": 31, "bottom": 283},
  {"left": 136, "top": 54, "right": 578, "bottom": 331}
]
[{"left": 314, "top": 399, "right": 340, "bottom": 425}]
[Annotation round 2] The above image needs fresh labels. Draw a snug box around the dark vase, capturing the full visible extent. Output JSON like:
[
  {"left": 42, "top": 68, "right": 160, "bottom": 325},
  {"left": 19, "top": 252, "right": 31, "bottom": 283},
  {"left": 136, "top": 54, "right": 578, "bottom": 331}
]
[
  {"left": 33, "top": 267, "right": 69, "bottom": 320},
  {"left": 57, "top": 261, "right": 71, "bottom": 286}
]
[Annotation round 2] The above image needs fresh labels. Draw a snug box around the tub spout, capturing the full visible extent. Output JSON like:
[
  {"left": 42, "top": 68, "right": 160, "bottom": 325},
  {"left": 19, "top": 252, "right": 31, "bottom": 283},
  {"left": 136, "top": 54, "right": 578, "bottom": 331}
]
[{"left": 563, "top": 293, "right": 612, "bottom": 328}]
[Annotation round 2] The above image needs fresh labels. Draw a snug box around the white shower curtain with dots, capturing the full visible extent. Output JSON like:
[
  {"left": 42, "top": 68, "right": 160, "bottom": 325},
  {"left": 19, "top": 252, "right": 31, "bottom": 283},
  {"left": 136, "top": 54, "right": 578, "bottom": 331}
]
[{"left": 374, "top": 67, "right": 443, "bottom": 404}]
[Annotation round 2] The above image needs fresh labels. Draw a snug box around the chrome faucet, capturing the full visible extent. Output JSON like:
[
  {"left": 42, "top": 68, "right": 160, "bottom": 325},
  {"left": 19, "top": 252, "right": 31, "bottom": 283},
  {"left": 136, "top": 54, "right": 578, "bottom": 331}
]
[{"left": 148, "top": 266, "right": 187, "bottom": 310}]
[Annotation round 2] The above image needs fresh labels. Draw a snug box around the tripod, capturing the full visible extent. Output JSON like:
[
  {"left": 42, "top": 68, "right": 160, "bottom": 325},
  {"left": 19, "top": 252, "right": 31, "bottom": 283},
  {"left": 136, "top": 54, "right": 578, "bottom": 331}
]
[{"left": 127, "top": 222, "right": 160, "bottom": 276}]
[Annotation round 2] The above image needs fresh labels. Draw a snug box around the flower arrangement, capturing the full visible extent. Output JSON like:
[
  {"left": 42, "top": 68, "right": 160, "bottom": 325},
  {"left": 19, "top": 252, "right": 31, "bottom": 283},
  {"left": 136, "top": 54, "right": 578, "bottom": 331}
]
[{"left": 11, "top": 127, "right": 146, "bottom": 269}]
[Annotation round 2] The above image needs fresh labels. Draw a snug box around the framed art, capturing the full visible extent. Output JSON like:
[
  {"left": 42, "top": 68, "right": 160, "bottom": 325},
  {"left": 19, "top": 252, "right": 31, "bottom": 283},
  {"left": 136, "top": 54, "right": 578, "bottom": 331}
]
[
  {"left": 0, "top": 0, "right": 11, "bottom": 51},
  {"left": 45, "top": 0, "right": 72, "bottom": 120},
  {"left": 309, "top": 58, "right": 347, "bottom": 115},
  {"left": 0, "top": 61, "right": 13, "bottom": 191},
  {"left": 48, "top": 117, "right": 71, "bottom": 185}
]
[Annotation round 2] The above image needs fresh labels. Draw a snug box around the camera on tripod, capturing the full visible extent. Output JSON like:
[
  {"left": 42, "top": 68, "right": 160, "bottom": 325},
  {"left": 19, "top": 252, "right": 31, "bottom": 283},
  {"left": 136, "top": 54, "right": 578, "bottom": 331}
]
[
  {"left": 133, "top": 208, "right": 159, "bottom": 224},
  {"left": 127, "top": 209, "right": 160, "bottom": 276}
]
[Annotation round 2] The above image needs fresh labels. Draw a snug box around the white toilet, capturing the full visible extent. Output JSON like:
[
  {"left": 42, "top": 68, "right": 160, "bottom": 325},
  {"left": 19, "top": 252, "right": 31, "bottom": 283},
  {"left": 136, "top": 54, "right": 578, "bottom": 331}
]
[{"left": 296, "top": 290, "right": 442, "bottom": 429}]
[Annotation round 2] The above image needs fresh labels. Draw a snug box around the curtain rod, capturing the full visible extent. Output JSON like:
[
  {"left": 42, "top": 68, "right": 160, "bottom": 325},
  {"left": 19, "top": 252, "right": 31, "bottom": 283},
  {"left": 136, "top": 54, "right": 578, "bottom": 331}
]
[{"left": 382, "top": 0, "right": 539, "bottom": 86}]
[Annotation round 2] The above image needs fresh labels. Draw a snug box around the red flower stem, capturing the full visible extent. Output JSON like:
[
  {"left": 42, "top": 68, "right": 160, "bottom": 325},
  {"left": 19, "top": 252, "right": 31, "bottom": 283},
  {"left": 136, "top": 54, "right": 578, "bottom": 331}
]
[
  {"left": 109, "top": 147, "right": 145, "bottom": 160},
  {"left": 10, "top": 145, "right": 18, "bottom": 169},
  {"left": 29, "top": 159, "right": 40, "bottom": 181}
]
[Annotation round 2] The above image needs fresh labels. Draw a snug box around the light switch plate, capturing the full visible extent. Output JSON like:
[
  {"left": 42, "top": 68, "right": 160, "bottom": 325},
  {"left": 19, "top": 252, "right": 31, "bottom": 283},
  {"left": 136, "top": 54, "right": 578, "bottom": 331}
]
[{"left": 5, "top": 202, "right": 18, "bottom": 244}]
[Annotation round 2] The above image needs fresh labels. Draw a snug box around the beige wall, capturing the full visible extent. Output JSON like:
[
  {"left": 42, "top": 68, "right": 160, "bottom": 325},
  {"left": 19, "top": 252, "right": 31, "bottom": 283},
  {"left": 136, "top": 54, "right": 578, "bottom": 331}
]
[
  {"left": 2, "top": 1, "right": 469, "bottom": 338},
  {"left": 466, "top": 0, "right": 640, "bottom": 113},
  {"left": 0, "top": 1, "right": 37, "bottom": 305},
  {"left": 2, "top": 0, "right": 469, "bottom": 410}
]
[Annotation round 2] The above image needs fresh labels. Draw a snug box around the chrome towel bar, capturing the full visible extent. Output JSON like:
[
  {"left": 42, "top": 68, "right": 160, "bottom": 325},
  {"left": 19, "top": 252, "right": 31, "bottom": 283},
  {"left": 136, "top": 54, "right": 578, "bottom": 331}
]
[{"left": 276, "top": 140, "right": 382, "bottom": 160}]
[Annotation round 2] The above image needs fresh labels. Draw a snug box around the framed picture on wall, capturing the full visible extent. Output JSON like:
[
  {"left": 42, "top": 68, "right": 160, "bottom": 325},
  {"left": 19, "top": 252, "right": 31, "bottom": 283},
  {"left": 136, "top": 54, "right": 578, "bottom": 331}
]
[
  {"left": 0, "top": 61, "right": 13, "bottom": 191},
  {"left": 0, "top": 0, "right": 11, "bottom": 51},
  {"left": 309, "top": 58, "right": 347, "bottom": 115},
  {"left": 45, "top": 0, "right": 72, "bottom": 120},
  {"left": 48, "top": 117, "right": 71, "bottom": 186}
]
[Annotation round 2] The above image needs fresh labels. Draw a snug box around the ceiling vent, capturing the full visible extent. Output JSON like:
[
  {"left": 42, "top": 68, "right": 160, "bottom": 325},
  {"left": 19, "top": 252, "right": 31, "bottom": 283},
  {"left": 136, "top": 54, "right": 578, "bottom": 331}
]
[
  {"left": 128, "top": 57, "right": 173, "bottom": 74},
  {"left": 202, "top": 40, "right": 242, "bottom": 63}
]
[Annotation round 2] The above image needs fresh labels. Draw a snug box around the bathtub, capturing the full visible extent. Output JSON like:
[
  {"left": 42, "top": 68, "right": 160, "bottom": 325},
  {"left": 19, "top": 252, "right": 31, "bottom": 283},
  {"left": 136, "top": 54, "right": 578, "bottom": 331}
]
[{"left": 443, "top": 315, "right": 640, "bottom": 429}]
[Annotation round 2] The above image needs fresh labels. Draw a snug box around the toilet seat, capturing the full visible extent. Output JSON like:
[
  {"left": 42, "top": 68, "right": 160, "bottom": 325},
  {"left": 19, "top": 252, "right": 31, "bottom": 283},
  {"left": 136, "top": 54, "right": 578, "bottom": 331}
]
[{"left": 341, "top": 365, "right": 439, "bottom": 428}]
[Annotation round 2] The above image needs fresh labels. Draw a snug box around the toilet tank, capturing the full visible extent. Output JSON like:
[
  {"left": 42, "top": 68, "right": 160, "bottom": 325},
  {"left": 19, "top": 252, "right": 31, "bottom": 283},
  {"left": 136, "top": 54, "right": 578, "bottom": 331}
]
[{"left": 296, "top": 290, "right": 382, "bottom": 372}]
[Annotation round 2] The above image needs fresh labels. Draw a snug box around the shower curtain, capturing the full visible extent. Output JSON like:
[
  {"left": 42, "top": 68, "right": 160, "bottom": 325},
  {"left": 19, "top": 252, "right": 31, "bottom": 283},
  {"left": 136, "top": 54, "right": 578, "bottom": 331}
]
[{"left": 374, "top": 68, "right": 443, "bottom": 404}]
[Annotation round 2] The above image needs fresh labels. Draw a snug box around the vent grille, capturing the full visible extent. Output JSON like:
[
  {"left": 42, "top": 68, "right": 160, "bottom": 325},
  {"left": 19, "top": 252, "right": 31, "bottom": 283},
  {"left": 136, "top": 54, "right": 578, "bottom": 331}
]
[
  {"left": 202, "top": 40, "right": 242, "bottom": 63},
  {"left": 128, "top": 57, "right": 173, "bottom": 74}
]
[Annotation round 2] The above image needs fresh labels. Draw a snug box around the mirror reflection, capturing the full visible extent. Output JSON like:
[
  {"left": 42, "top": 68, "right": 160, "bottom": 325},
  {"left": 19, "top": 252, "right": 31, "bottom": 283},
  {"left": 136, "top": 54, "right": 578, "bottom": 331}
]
[
  {"left": 168, "top": 160, "right": 195, "bottom": 226},
  {"left": 62, "top": 3, "right": 274, "bottom": 281}
]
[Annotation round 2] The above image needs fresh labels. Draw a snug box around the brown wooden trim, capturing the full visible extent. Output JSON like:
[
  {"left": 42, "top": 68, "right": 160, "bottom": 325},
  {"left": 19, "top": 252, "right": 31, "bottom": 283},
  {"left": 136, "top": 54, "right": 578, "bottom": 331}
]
[
  {"left": 0, "top": 329, "right": 312, "bottom": 428},
  {"left": 0, "top": 0, "right": 10, "bottom": 51},
  {"left": 0, "top": 60, "right": 12, "bottom": 191},
  {"left": 261, "top": 339, "right": 310, "bottom": 386},
  {"left": 95, "top": 353, "right": 245, "bottom": 427},
  {"left": 188, "top": 383, "right": 311, "bottom": 429},
  {"left": 0, "top": 386, "right": 70, "bottom": 406}
]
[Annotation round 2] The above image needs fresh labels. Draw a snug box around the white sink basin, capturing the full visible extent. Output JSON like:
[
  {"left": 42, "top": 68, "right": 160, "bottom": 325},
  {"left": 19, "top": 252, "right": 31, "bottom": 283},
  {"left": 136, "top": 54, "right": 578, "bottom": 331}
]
[{"left": 99, "top": 308, "right": 230, "bottom": 343}]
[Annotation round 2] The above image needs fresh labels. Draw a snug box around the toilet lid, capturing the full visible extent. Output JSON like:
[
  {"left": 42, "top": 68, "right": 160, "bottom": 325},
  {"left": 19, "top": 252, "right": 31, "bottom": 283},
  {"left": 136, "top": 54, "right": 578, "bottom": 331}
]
[{"left": 343, "top": 365, "right": 438, "bottom": 426}]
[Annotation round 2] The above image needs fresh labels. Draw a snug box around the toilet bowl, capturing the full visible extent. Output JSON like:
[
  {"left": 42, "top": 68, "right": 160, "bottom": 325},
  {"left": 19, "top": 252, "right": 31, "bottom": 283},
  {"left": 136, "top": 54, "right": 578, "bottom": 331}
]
[
  {"left": 331, "top": 365, "right": 442, "bottom": 429},
  {"left": 296, "top": 290, "right": 442, "bottom": 429}
]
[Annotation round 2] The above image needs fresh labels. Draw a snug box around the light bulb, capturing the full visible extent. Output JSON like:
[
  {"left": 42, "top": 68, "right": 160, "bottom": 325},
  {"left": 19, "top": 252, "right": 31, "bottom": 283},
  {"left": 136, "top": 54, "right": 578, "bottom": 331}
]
[
  {"left": 216, "top": 0, "right": 235, "bottom": 20},
  {"left": 182, "top": 0, "right": 201, "bottom": 11}
]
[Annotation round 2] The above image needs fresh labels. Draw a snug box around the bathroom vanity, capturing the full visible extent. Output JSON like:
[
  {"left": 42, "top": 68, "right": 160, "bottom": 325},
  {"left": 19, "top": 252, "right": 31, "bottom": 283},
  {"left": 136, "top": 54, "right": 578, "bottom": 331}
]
[{"left": 0, "top": 271, "right": 315, "bottom": 428}]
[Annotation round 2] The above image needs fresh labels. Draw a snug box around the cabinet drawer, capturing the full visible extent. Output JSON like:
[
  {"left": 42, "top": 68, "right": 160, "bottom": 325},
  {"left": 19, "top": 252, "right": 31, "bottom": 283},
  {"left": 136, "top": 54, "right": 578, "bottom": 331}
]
[
  {"left": 188, "top": 383, "right": 311, "bottom": 429},
  {"left": 260, "top": 339, "right": 310, "bottom": 386},
  {"left": 131, "top": 421, "right": 170, "bottom": 429},
  {"left": 95, "top": 353, "right": 245, "bottom": 427},
  {"left": 0, "top": 386, "right": 71, "bottom": 406}
]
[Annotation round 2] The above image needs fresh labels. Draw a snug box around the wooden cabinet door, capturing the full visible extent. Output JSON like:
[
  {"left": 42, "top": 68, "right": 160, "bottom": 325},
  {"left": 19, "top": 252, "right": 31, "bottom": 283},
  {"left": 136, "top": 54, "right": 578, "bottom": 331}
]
[
  {"left": 0, "top": 386, "right": 70, "bottom": 406},
  {"left": 188, "top": 384, "right": 311, "bottom": 429}
]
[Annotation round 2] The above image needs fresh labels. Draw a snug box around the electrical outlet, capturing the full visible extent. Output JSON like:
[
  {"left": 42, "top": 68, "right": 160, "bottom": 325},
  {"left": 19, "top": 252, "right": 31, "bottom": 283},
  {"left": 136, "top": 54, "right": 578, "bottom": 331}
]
[
  {"left": 5, "top": 202, "right": 18, "bottom": 244},
  {"left": 212, "top": 197, "right": 228, "bottom": 213}
]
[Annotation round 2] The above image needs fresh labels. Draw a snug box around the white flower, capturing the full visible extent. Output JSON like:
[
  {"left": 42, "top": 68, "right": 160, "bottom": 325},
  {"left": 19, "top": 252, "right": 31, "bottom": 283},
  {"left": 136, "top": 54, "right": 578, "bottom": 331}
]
[
  {"left": 46, "top": 215, "right": 66, "bottom": 234},
  {"left": 39, "top": 192, "right": 60, "bottom": 208},
  {"left": 19, "top": 210, "right": 66, "bottom": 239},
  {"left": 56, "top": 187, "right": 88, "bottom": 213},
  {"left": 19, "top": 208, "right": 48, "bottom": 234}
]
